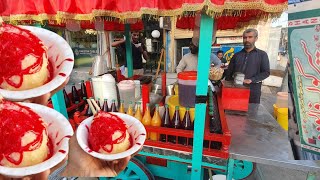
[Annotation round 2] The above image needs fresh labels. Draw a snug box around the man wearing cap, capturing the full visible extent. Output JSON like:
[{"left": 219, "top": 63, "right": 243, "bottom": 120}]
[
  {"left": 176, "top": 37, "right": 221, "bottom": 73},
  {"left": 225, "top": 28, "right": 270, "bottom": 103}
]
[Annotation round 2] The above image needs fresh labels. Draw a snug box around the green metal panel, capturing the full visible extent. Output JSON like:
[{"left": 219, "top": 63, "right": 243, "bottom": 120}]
[
  {"left": 51, "top": 91, "right": 68, "bottom": 119},
  {"left": 306, "top": 172, "right": 317, "bottom": 180},
  {"left": 138, "top": 151, "right": 226, "bottom": 170},
  {"left": 288, "top": 11, "right": 320, "bottom": 155},
  {"left": 191, "top": 13, "right": 214, "bottom": 180},
  {"left": 125, "top": 24, "right": 133, "bottom": 78},
  {"left": 288, "top": 9, "right": 320, "bottom": 20},
  {"left": 227, "top": 158, "right": 235, "bottom": 180}
]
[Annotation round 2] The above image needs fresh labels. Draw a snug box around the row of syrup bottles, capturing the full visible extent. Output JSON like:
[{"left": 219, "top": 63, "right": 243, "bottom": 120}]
[
  {"left": 161, "top": 105, "right": 194, "bottom": 146},
  {"left": 131, "top": 103, "right": 194, "bottom": 145},
  {"left": 63, "top": 79, "right": 93, "bottom": 109}
]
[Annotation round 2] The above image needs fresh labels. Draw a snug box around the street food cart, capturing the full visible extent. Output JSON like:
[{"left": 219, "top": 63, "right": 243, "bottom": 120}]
[{"left": 2, "top": 1, "right": 320, "bottom": 180}]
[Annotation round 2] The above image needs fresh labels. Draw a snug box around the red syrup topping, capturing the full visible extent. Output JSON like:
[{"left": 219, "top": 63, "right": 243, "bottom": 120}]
[
  {"left": 56, "top": 58, "right": 73, "bottom": 69},
  {"left": 0, "top": 100, "right": 48, "bottom": 165},
  {"left": 56, "top": 135, "right": 72, "bottom": 146},
  {"left": 135, "top": 133, "right": 146, "bottom": 141},
  {"left": 58, "top": 73, "right": 66, "bottom": 77},
  {"left": 89, "top": 112, "right": 130, "bottom": 153},
  {"left": 0, "top": 23, "right": 50, "bottom": 89},
  {"left": 58, "top": 150, "right": 66, "bottom": 154},
  {"left": 46, "top": 137, "right": 53, "bottom": 160}
]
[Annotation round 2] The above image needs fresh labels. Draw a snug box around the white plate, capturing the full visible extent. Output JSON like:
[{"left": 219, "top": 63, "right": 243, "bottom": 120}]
[
  {"left": 0, "top": 26, "right": 74, "bottom": 101},
  {"left": 0, "top": 103, "right": 74, "bottom": 178},
  {"left": 77, "top": 112, "right": 146, "bottom": 161}
]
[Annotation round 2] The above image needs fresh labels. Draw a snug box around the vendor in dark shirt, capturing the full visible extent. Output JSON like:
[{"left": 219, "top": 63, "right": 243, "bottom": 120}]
[
  {"left": 225, "top": 28, "right": 270, "bottom": 103},
  {"left": 112, "top": 31, "right": 149, "bottom": 77}
]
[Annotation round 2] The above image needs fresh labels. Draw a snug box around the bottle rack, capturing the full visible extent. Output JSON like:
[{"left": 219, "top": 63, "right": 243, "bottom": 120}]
[
  {"left": 48, "top": 89, "right": 87, "bottom": 130},
  {"left": 143, "top": 93, "right": 231, "bottom": 159}
]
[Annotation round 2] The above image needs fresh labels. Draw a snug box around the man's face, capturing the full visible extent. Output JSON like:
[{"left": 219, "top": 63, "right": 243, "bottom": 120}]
[
  {"left": 217, "top": 53, "right": 223, "bottom": 60},
  {"left": 131, "top": 32, "right": 139, "bottom": 43},
  {"left": 189, "top": 42, "right": 198, "bottom": 54},
  {"left": 243, "top": 31, "right": 257, "bottom": 49}
]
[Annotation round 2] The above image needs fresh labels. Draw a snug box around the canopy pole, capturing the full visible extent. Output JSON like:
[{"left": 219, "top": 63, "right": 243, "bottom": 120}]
[
  {"left": 125, "top": 24, "right": 133, "bottom": 78},
  {"left": 191, "top": 13, "right": 214, "bottom": 180}
]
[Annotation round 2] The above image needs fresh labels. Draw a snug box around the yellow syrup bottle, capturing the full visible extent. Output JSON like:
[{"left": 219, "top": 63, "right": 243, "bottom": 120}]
[
  {"left": 127, "top": 101, "right": 134, "bottom": 116},
  {"left": 150, "top": 104, "right": 161, "bottom": 141},
  {"left": 119, "top": 100, "right": 125, "bottom": 113},
  {"left": 141, "top": 103, "right": 152, "bottom": 139},
  {"left": 134, "top": 102, "right": 142, "bottom": 121}
]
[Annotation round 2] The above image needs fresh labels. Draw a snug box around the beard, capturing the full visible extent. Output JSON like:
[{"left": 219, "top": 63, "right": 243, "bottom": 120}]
[
  {"left": 190, "top": 47, "right": 199, "bottom": 54},
  {"left": 244, "top": 42, "right": 254, "bottom": 49}
]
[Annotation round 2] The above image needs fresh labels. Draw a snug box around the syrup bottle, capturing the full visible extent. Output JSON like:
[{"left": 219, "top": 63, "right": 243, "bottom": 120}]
[
  {"left": 119, "top": 100, "right": 125, "bottom": 113},
  {"left": 127, "top": 101, "right": 134, "bottom": 116},
  {"left": 102, "top": 99, "right": 109, "bottom": 112},
  {"left": 110, "top": 99, "right": 118, "bottom": 112},
  {"left": 161, "top": 104, "right": 173, "bottom": 142},
  {"left": 171, "top": 106, "right": 181, "bottom": 144},
  {"left": 71, "top": 83, "right": 80, "bottom": 103},
  {"left": 134, "top": 102, "right": 142, "bottom": 121},
  {"left": 150, "top": 104, "right": 161, "bottom": 141},
  {"left": 141, "top": 103, "right": 152, "bottom": 139}
]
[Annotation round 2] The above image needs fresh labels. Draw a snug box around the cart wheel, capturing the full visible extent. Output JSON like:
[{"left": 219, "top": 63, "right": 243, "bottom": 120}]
[
  {"left": 232, "top": 160, "right": 254, "bottom": 179},
  {"left": 106, "top": 157, "right": 155, "bottom": 180}
]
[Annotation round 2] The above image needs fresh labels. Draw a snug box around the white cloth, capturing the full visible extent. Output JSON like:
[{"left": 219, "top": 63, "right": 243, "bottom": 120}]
[{"left": 208, "top": 80, "right": 216, "bottom": 92}]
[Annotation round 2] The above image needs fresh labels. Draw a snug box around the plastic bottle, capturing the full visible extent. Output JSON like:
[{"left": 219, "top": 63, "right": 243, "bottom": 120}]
[
  {"left": 71, "top": 83, "right": 80, "bottom": 103},
  {"left": 102, "top": 99, "right": 109, "bottom": 112},
  {"left": 127, "top": 101, "right": 134, "bottom": 116},
  {"left": 150, "top": 104, "right": 161, "bottom": 141},
  {"left": 85, "top": 97, "right": 93, "bottom": 116},
  {"left": 110, "top": 99, "right": 118, "bottom": 112},
  {"left": 141, "top": 103, "right": 152, "bottom": 139},
  {"left": 180, "top": 107, "right": 192, "bottom": 145},
  {"left": 119, "top": 100, "right": 125, "bottom": 113},
  {"left": 160, "top": 104, "right": 173, "bottom": 142},
  {"left": 134, "top": 102, "right": 142, "bottom": 121},
  {"left": 96, "top": 98, "right": 102, "bottom": 108},
  {"left": 63, "top": 88, "right": 71, "bottom": 108},
  {"left": 171, "top": 106, "right": 181, "bottom": 143},
  {"left": 80, "top": 80, "right": 87, "bottom": 99}
]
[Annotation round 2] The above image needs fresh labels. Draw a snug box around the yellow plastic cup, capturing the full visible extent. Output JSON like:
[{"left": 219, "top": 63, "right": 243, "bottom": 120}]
[
  {"left": 167, "top": 95, "right": 195, "bottom": 122},
  {"left": 276, "top": 107, "right": 288, "bottom": 131},
  {"left": 273, "top": 104, "right": 278, "bottom": 118}
]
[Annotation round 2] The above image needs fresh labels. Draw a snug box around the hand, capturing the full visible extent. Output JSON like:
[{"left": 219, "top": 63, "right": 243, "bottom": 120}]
[
  {"left": 61, "top": 135, "right": 134, "bottom": 177},
  {"left": 243, "top": 79, "right": 252, "bottom": 84},
  {"left": 0, "top": 170, "right": 50, "bottom": 180},
  {"left": 24, "top": 77, "right": 70, "bottom": 106}
]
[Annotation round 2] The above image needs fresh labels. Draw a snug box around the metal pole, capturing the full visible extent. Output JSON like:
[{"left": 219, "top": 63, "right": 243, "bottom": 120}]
[
  {"left": 52, "top": 91, "right": 68, "bottom": 119},
  {"left": 125, "top": 24, "right": 133, "bottom": 78},
  {"left": 191, "top": 13, "right": 214, "bottom": 179}
]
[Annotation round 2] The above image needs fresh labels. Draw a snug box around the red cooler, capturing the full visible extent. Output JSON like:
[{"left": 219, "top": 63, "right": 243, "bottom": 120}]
[{"left": 221, "top": 81, "right": 250, "bottom": 111}]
